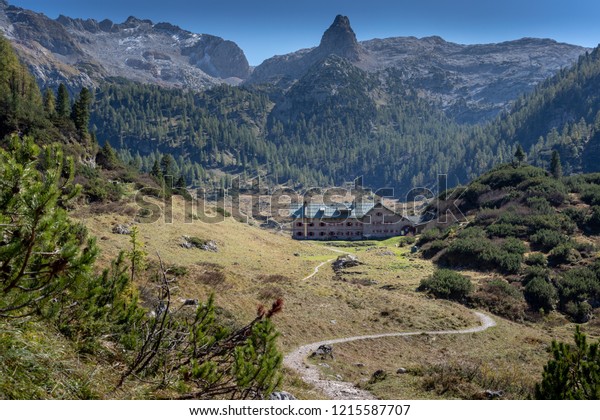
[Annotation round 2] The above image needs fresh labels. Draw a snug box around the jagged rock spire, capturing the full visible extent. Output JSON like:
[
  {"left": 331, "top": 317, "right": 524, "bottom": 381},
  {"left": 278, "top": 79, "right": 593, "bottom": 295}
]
[{"left": 318, "top": 15, "right": 361, "bottom": 61}]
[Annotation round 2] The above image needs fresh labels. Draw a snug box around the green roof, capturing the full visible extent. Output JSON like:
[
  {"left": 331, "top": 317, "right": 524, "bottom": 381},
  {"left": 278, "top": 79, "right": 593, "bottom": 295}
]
[{"left": 290, "top": 202, "right": 375, "bottom": 219}]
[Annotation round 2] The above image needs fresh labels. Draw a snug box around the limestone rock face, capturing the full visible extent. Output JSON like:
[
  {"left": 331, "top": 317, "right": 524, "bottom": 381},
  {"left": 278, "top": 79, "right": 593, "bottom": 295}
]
[
  {"left": 0, "top": 4, "right": 249, "bottom": 90},
  {"left": 247, "top": 16, "right": 589, "bottom": 122},
  {"left": 0, "top": 3, "right": 590, "bottom": 123},
  {"left": 318, "top": 15, "right": 362, "bottom": 61}
]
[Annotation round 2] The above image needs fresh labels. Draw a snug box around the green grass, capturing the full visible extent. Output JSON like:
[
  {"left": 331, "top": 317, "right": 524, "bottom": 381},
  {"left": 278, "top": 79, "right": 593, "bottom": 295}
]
[
  {"left": 0, "top": 321, "right": 99, "bottom": 399},
  {"left": 303, "top": 254, "right": 338, "bottom": 262}
]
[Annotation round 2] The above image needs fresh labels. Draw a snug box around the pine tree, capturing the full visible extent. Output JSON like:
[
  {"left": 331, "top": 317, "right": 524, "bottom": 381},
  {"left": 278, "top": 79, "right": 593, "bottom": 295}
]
[
  {"left": 160, "top": 154, "right": 175, "bottom": 177},
  {"left": 96, "top": 141, "right": 119, "bottom": 170},
  {"left": 550, "top": 150, "right": 563, "bottom": 179},
  {"left": 126, "top": 226, "right": 146, "bottom": 283},
  {"left": 43, "top": 88, "right": 56, "bottom": 118},
  {"left": 150, "top": 159, "right": 161, "bottom": 178},
  {"left": 514, "top": 144, "right": 526, "bottom": 165},
  {"left": 176, "top": 175, "right": 186, "bottom": 189},
  {"left": 0, "top": 35, "right": 44, "bottom": 135},
  {"left": 535, "top": 326, "right": 600, "bottom": 399},
  {"left": 56, "top": 83, "right": 71, "bottom": 119},
  {"left": 71, "top": 87, "right": 92, "bottom": 135},
  {"left": 0, "top": 135, "right": 98, "bottom": 317}
]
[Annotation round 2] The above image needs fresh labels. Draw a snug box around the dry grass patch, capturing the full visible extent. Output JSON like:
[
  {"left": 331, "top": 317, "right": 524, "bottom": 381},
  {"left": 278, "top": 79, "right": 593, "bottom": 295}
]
[{"left": 319, "top": 316, "right": 597, "bottom": 400}]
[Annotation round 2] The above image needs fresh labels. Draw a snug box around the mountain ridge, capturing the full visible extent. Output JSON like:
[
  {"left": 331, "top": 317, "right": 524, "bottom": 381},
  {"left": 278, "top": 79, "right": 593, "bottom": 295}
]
[
  {"left": 0, "top": 3, "right": 591, "bottom": 122},
  {"left": 0, "top": 1, "right": 250, "bottom": 90},
  {"left": 247, "top": 16, "right": 590, "bottom": 123}
]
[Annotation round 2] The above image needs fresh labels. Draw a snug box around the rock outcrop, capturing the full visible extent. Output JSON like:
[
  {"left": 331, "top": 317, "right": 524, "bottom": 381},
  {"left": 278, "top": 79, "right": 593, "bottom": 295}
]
[
  {"left": 332, "top": 254, "right": 362, "bottom": 272},
  {"left": 0, "top": 4, "right": 589, "bottom": 123},
  {"left": 269, "top": 391, "right": 297, "bottom": 400},
  {"left": 0, "top": 4, "right": 249, "bottom": 90},
  {"left": 247, "top": 16, "right": 589, "bottom": 122}
]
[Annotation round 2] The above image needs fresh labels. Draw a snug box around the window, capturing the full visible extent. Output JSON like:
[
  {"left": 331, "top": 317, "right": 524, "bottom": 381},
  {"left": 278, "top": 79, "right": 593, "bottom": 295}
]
[
  {"left": 347, "top": 222, "right": 353, "bottom": 226},
  {"left": 309, "top": 232, "right": 314, "bottom": 236},
  {"left": 376, "top": 212, "right": 383, "bottom": 216},
  {"left": 329, "top": 232, "right": 335, "bottom": 236},
  {"left": 309, "top": 223, "right": 314, "bottom": 227},
  {"left": 296, "top": 222, "right": 303, "bottom": 227},
  {"left": 320, "top": 232, "right": 325, "bottom": 236},
  {"left": 320, "top": 222, "right": 326, "bottom": 227},
  {"left": 356, "top": 231, "right": 361, "bottom": 236},
  {"left": 296, "top": 232, "right": 303, "bottom": 236}
]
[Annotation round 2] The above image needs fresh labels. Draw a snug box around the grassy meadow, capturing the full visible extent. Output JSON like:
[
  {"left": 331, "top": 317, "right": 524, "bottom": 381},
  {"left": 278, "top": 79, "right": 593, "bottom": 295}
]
[{"left": 72, "top": 194, "right": 598, "bottom": 399}]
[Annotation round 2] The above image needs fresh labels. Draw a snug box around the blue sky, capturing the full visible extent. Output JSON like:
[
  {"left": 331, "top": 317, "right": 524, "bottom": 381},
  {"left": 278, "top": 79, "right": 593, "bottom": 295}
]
[{"left": 8, "top": 0, "right": 600, "bottom": 65}]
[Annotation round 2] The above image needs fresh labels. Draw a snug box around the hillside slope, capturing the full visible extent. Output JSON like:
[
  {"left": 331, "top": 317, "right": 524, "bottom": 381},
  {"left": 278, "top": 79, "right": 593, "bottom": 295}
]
[
  {"left": 419, "top": 163, "right": 600, "bottom": 323},
  {"left": 484, "top": 47, "right": 600, "bottom": 175}
]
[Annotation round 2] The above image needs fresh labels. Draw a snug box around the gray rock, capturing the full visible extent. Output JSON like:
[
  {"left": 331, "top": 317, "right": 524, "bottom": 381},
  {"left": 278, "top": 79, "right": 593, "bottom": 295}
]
[
  {"left": 396, "top": 368, "right": 407, "bottom": 374},
  {"left": 485, "top": 390, "right": 504, "bottom": 399},
  {"left": 310, "top": 344, "right": 334, "bottom": 359},
  {"left": 180, "top": 236, "right": 193, "bottom": 249},
  {"left": 182, "top": 299, "right": 198, "bottom": 306},
  {"left": 260, "top": 219, "right": 282, "bottom": 230},
  {"left": 200, "top": 240, "right": 218, "bottom": 252},
  {"left": 112, "top": 224, "right": 131, "bottom": 235},
  {"left": 1, "top": 3, "right": 249, "bottom": 90},
  {"left": 247, "top": 15, "right": 589, "bottom": 124},
  {"left": 181, "top": 236, "right": 218, "bottom": 252},
  {"left": 368, "top": 369, "right": 387, "bottom": 384},
  {"left": 269, "top": 391, "right": 297, "bottom": 400},
  {"left": 332, "top": 254, "right": 362, "bottom": 271}
]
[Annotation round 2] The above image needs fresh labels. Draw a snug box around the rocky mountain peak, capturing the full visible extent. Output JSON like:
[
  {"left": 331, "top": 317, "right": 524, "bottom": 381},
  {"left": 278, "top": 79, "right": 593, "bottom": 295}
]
[
  {"left": 0, "top": 1, "right": 8, "bottom": 9},
  {"left": 119, "top": 15, "right": 153, "bottom": 29},
  {"left": 318, "top": 15, "right": 360, "bottom": 61}
]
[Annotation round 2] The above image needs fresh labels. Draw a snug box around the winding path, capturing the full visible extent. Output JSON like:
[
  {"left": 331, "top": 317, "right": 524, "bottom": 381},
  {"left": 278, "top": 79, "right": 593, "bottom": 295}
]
[
  {"left": 301, "top": 259, "right": 335, "bottom": 281},
  {"left": 286, "top": 253, "right": 497, "bottom": 399},
  {"left": 300, "top": 246, "right": 346, "bottom": 282}
]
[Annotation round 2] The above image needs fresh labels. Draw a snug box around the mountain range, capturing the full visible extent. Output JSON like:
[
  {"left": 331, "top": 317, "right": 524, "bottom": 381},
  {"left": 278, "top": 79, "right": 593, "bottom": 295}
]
[
  {"left": 0, "top": 0, "right": 249, "bottom": 90},
  {"left": 3, "top": 0, "right": 600, "bottom": 197},
  {"left": 0, "top": 1, "right": 590, "bottom": 123}
]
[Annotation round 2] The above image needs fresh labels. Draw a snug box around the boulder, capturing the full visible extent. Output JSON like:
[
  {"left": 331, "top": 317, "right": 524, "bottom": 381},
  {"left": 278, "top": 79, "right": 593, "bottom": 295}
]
[
  {"left": 180, "top": 236, "right": 218, "bottom": 252},
  {"left": 182, "top": 299, "right": 198, "bottom": 306},
  {"left": 180, "top": 236, "right": 193, "bottom": 249},
  {"left": 332, "top": 254, "right": 361, "bottom": 271},
  {"left": 396, "top": 368, "right": 407, "bottom": 374},
  {"left": 200, "top": 240, "right": 218, "bottom": 252},
  {"left": 112, "top": 224, "right": 131, "bottom": 235},
  {"left": 269, "top": 391, "right": 297, "bottom": 400},
  {"left": 368, "top": 369, "right": 387, "bottom": 384},
  {"left": 260, "top": 219, "right": 282, "bottom": 230},
  {"left": 310, "top": 344, "right": 334, "bottom": 359},
  {"left": 485, "top": 390, "right": 504, "bottom": 399}
]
